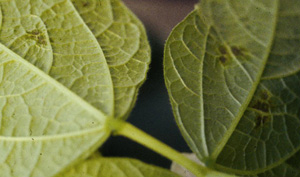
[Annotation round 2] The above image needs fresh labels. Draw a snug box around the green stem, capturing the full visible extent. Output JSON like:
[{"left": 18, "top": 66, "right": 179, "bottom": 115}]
[{"left": 108, "top": 119, "right": 233, "bottom": 177}]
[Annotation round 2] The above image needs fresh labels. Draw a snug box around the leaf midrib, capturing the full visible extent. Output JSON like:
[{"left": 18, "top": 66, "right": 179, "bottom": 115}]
[
  {"left": 67, "top": 0, "right": 115, "bottom": 117},
  {"left": 215, "top": 142, "right": 300, "bottom": 175},
  {"left": 208, "top": 0, "right": 280, "bottom": 161},
  {"left": 0, "top": 42, "right": 109, "bottom": 128},
  {"left": 0, "top": 126, "right": 108, "bottom": 142}
]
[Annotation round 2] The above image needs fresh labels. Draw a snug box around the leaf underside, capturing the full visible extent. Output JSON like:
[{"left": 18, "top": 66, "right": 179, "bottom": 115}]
[
  {"left": 58, "top": 157, "right": 180, "bottom": 177},
  {"left": 164, "top": 0, "right": 300, "bottom": 176},
  {"left": 0, "top": 0, "right": 150, "bottom": 176},
  {"left": 72, "top": 0, "right": 151, "bottom": 119}
]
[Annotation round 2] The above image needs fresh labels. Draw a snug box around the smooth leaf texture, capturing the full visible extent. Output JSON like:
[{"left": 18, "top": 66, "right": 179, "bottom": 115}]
[
  {"left": 58, "top": 157, "right": 180, "bottom": 177},
  {"left": 72, "top": 0, "right": 151, "bottom": 119},
  {"left": 165, "top": 0, "right": 300, "bottom": 176}
]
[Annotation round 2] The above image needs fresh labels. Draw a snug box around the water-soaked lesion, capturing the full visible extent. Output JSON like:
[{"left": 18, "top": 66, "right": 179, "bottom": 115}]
[
  {"left": 250, "top": 90, "right": 273, "bottom": 128},
  {"left": 217, "top": 45, "right": 248, "bottom": 66},
  {"left": 255, "top": 115, "right": 271, "bottom": 129},
  {"left": 25, "top": 29, "right": 47, "bottom": 46},
  {"left": 260, "top": 90, "right": 269, "bottom": 100},
  {"left": 217, "top": 45, "right": 230, "bottom": 66},
  {"left": 218, "top": 56, "right": 227, "bottom": 64},
  {"left": 250, "top": 90, "right": 271, "bottom": 113},
  {"left": 219, "top": 45, "right": 227, "bottom": 55},
  {"left": 82, "top": 1, "right": 90, "bottom": 7},
  {"left": 251, "top": 101, "right": 270, "bottom": 113},
  {"left": 231, "top": 46, "right": 245, "bottom": 57}
]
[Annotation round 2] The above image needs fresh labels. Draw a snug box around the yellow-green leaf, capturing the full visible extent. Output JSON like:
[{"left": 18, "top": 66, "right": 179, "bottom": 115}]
[
  {"left": 0, "top": 0, "right": 114, "bottom": 176},
  {"left": 72, "top": 0, "right": 151, "bottom": 119},
  {"left": 0, "top": 43, "right": 109, "bottom": 177},
  {"left": 0, "top": 0, "right": 150, "bottom": 176},
  {"left": 58, "top": 157, "right": 180, "bottom": 177},
  {"left": 0, "top": 0, "right": 114, "bottom": 116}
]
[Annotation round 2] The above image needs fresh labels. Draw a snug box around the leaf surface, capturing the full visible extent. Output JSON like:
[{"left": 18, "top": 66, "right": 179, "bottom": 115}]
[
  {"left": 58, "top": 157, "right": 180, "bottom": 177},
  {"left": 165, "top": 0, "right": 278, "bottom": 161},
  {"left": 72, "top": 0, "right": 151, "bottom": 119},
  {"left": 165, "top": 0, "right": 300, "bottom": 176},
  {"left": 0, "top": 0, "right": 114, "bottom": 115},
  {"left": 0, "top": 43, "right": 109, "bottom": 177},
  {"left": 0, "top": 0, "right": 122, "bottom": 176}
]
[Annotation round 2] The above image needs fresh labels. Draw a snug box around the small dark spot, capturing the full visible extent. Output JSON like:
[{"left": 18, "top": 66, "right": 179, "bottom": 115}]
[
  {"left": 219, "top": 56, "right": 227, "bottom": 64},
  {"left": 231, "top": 46, "right": 243, "bottom": 56},
  {"left": 255, "top": 115, "right": 270, "bottom": 128},
  {"left": 32, "top": 138, "right": 34, "bottom": 141},
  {"left": 82, "top": 2, "right": 89, "bottom": 7},
  {"left": 40, "top": 153, "right": 43, "bottom": 156},
  {"left": 28, "top": 29, "right": 40, "bottom": 36},
  {"left": 255, "top": 117, "right": 262, "bottom": 128},
  {"left": 218, "top": 46, "right": 227, "bottom": 54},
  {"left": 251, "top": 101, "right": 269, "bottom": 112},
  {"left": 92, "top": 122, "right": 94, "bottom": 124},
  {"left": 37, "top": 35, "right": 47, "bottom": 45},
  {"left": 26, "top": 29, "right": 47, "bottom": 46},
  {"left": 261, "top": 91, "right": 269, "bottom": 100}
]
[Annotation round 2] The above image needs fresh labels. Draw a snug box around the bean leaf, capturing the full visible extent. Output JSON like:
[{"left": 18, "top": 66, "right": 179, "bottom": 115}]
[
  {"left": 72, "top": 0, "right": 151, "bottom": 119},
  {"left": 164, "top": 0, "right": 300, "bottom": 176},
  {"left": 0, "top": 0, "right": 150, "bottom": 176},
  {"left": 58, "top": 157, "right": 180, "bottom": 177}
]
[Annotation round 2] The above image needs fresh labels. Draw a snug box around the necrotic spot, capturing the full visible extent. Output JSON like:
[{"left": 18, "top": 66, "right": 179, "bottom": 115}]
[
  {"left": 26, "top": 29, "right": 47, "bottom": 46},
  {"left": 219, "top": 46, "right": 227, "bottom": 55},
  {"left": 219, "top": 56, "right": 227, "bottom": 64},
  {"left": 255, "top": 115, "right": 270, "bottom": 128},
  {"left": 251, "top": 101, "right": 270, "bottom": 112},
  {"left": 231, "top": 46, "right": 245, "bottom": 57}
]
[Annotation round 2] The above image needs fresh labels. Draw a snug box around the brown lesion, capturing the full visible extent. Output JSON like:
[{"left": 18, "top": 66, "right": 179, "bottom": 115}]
[
  {"left": 250, "top": 90, "right": 272, "bottom": 113},
  {"left": 218, "top": 45, "right": 230, "bottom": 66},
  {"left": 25, "top": 29, "right": 47, "bottom": 46},
  {"left": 230, "top": 46, "right": 246, "bottom": 57},
  {"left": 255, "top": 115, "right": 270, "bottom": 129},
  {"left": 218, "top": 56, "right": 227, "bottom": 64},
  {"left": 82, "top": 2, "right": 89, "bottom": 7},
  {"left": 251, "top": 90, "right": 273, "bottom": 129},
  {"left": 251, "top": 101, "right": 270, "bottom": 113},
  {"left": 218, "top": 45, "right": 227, "bottom": 55},
  {"left": 217, "top": 45, "right": 248, "bottom": 66},
  {"left": 261, "top": 90, "right": 269, "bottom": 100}
]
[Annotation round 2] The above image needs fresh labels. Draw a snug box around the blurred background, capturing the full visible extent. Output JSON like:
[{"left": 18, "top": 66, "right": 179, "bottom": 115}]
[{"left": 101, "top": 0, "right": 198, "bottom": 169}]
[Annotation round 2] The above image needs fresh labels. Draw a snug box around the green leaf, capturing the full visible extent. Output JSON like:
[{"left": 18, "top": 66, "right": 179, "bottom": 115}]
[
  {"left": 0, "top": 43, "right": 110, "bottom": 176},
  {"left": 71, "top": 0, "right": 151, "bottom": 119},
  {"left": 87, "top": 151, "right": 102, "bottom": 160},
  {"left": 0, "top": 0, "right": 114, "bottom": 116},
  {"left": 0, "top": 0, "right": 150, "bottom": 176},
  {"left": 58, "top": 157, "right": 180, "bottom": 177},
  {"left": 256, "top": 152, "right": 300, "bottom": 177},
  {"left": 165, "top": 0, "right": 300, "bottom": 176}
]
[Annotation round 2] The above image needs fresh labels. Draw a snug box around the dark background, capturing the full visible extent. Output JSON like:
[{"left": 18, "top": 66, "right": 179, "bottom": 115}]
[{"left": 101, "top": 0, "right": 198, "bottom": 169}]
